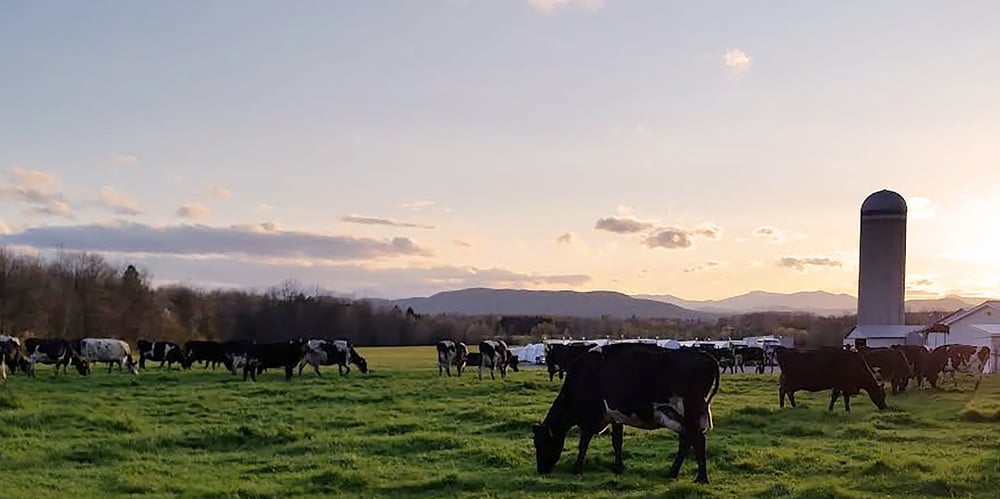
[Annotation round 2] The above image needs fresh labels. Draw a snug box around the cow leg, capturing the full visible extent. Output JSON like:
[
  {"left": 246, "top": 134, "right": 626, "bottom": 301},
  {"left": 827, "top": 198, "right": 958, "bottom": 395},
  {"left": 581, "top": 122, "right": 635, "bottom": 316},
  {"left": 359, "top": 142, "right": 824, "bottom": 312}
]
[
  {"left": 285, "top": 365, "right": 294, "bottom": 380},
  {"left": 438, "top": 363, "right": 443, "bottom": 376},
  {"left": 313, "top": 362, "right": 321, "bottom": 377},
  {"left": 667, "top": 434, "right": 690, "bottom": 479},
  {"left": 974, "top": 375, "right": 982, "bottom": 391},
  {"left": 490, "top": 365, "right": 496, "bottom": 380},
  {"left": 843, "top": 393, "right": 851, "bottom": 412},
  {"left": 787, "top": 391, "right": 797, "bottom": 408},
  {"left": 572, "top": 429, "right": 595, "bottom": 474},
  {"left": 691, "top": 432, "right": 709, "bottom": 484},
  {"left": 548, "top": 367, "right": 555, "bottom": 381},
  {"left": 779, "top": 386, "right": 786, "bottom": 408},
  {"left": 828, "top": 389, "right": 840, "bottom": 411},
  {"left": 611, "top": 423, "right": 625, "bottom": 474},
  {"left": 478, "top": 362, "right": 484, "bottom": 380}
]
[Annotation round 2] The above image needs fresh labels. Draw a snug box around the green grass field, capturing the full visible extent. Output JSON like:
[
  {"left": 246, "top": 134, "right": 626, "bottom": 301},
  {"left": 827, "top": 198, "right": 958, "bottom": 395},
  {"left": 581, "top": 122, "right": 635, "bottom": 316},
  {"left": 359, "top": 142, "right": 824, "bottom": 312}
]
[{"left": 1, "top": 346, "right": 999, "bottom": 498}]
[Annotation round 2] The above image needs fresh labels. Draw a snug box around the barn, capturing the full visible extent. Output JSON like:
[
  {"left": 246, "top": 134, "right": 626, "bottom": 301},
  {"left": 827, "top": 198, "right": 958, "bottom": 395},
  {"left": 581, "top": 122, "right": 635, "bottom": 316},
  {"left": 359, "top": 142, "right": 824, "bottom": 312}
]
[
  {"left": 925, "top": 301, "right": 1000, "bottom": 372},
  {"left": 844, "top": 325, "right": 926, "bottom": 348}
]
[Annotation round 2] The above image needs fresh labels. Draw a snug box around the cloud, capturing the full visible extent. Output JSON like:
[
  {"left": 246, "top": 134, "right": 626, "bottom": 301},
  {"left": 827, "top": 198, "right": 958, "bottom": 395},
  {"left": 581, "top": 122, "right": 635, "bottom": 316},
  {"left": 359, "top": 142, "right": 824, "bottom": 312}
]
[
  {"left": 777, "top": 256, "right": 843, "bottom": 271},
  {"left": 342, "top": 216, "right": 434, "bottom": 230},
  {"left": 0, "top": 167, "right": 74, "bottom": 218},
  {"left": 691, "top": 224, "right": 723, "bottom": 240},
  {"left": 0, "top": 221, "right": 433, "bottom": 262},
  {"left": 401, "top": 200, "right": 435, "bottom": 211},
  {"left": 0, "top": 219, "right": 9, "bottom": 235},
  {"left": 453, "top": 239, "right": 471, "bottom": 248},
  {"left": 556, "top": 232, "right": 576, "bottom": 245},
  {"left": 752, "top": 226, "right": 808, "bottom": 244},
  {"left": 98, "top": 186, "right": 143, "bottom": 215},
  {"left": 109, "top": 154, "right": 138, "bottom": 166},
  {"left": 643, "top": 228, "right": 694, "bottom": 249},
  {"left": 906, "top": 275, "right": 941, "bottom": 297},
  {"left": 595, "top": 216, "right": 652, "bottom": 234},
  {"left": 210, "top": 186, "right": 231, "bottom": 199},
  {"left": 529, "top": 0, "right": 604, "bottom": 14},
  {"left": 683, "top": 261, "right": 724, "bottom": 273},
  {"left": 724, "top": 49, "right": 751, "bottom": 72},
  {"left": 907, "top": 197, "right": 936, "bottom": 220},
  {"left": 176, "top": 204, "right": 210, "bottom": 220}
]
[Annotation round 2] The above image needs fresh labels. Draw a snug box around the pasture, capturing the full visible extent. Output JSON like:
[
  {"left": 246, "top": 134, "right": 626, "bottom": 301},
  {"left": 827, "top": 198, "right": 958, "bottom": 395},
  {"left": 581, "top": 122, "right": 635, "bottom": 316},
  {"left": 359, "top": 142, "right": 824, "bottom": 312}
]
[{"left": 1, "top": 346, "right": 999, "bottom": 498}]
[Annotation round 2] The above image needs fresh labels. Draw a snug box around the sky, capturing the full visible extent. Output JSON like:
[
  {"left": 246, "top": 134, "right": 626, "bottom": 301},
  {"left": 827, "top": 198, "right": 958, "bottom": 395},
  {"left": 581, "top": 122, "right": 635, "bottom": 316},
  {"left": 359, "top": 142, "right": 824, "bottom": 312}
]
[{"left": 2, "top": 1, "right": 1000, "bottom": 300}]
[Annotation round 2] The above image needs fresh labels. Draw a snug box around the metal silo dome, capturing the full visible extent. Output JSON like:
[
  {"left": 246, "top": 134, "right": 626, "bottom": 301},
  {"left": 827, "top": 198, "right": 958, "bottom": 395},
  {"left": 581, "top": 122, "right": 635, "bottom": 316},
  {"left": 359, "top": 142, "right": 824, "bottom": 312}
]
[{"left": 861, "top": 190, "right": 907, "bottom": 216}]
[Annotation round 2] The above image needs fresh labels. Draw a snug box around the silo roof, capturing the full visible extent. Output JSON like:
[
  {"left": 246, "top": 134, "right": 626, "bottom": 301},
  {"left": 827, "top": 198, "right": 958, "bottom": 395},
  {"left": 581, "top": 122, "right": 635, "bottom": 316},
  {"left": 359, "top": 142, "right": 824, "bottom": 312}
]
[{"left": 861, "top": 189, "right": 907, "bottom": 215}]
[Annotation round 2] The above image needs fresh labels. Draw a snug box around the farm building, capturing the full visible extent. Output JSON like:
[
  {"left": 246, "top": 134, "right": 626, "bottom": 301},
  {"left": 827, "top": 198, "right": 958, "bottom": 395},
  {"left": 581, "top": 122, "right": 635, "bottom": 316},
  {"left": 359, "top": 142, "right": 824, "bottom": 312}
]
[
  {"left": 845, "top": 324, "right": 926, "bottom": 348},
  {"left": 924, "top": 301, "right": 1000, "bottom": 372}
]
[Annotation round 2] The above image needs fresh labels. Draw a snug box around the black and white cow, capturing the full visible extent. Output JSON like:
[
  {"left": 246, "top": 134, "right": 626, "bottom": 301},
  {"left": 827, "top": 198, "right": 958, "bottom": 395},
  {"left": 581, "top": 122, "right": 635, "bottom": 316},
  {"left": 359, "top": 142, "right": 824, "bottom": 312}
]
[
  {"left": 532, "top": 343, "right": 720, "bottom": 483},
  {"left": 436, "top": 340, "right": 468, "bottom": 377},
  {"left": 78, "top": 338, "right": 138, "bottom": 375},
  {"left": 297, "top": 339, "right": 369, "bottom": 377},
  {"left": 24, "top": 338, "right": 90, "bottom": 375},
  {"left": 937, "top": 345, "right": 991, "bottom": 391},
  {"left": 1, "top": 336, "right": 33, "bottom": 376},
  {"left": 479, "top": 339, "right": 518, "bottom": 380},
  {"left": 138, "top": 340, "right": 192, "bottom": 370}
]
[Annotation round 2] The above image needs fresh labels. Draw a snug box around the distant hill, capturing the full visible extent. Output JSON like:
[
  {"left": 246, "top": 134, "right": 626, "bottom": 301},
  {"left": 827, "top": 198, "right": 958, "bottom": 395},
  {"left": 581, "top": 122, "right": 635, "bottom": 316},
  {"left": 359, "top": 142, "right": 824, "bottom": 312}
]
[
  {"left": 636, "top": 291, "right": 988, "bottom": 315},
  {"left": 375, "top": 288, "right": 716, "bottom": 320}
]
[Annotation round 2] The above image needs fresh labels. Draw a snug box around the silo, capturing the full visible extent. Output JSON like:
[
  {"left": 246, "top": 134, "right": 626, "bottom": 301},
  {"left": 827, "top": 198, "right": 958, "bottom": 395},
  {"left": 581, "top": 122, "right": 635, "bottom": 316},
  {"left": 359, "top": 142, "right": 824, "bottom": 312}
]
[{"left": 857, "top": 190, "right": 907, "bottom": 325}]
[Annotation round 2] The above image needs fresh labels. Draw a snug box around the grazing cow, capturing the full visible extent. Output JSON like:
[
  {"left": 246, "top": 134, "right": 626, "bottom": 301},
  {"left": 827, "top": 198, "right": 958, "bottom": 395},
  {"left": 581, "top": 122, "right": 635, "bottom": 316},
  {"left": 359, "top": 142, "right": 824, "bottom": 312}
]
[
  {"left": 137, "top": 340, "right": 192, "bottom": 370},
  {"left": 467, "top": 352, "right": 482, "bottom": 370},
  {"left": 24, "top": 338, "right": 90, "bottom": 375},
  {"left": 933, "top": 345, "right": 990, "bottom": 390},
  {"left": 184, "top": 340, "right": 232, "bottom": 370},
  {"left": 436, "top": 340, "right": 468, "bottom": 377},
  {"left": 78, "top": 338, "right": 138, "bottom": 375},
  {"left": 734, "top": 346, "right": 766, "bottom": 374},
  {"left": 297, "top": 339, "right": 369, "bottom": 377},
  {"left": 891, "top": 345, "right": 929, "bottom": 388},
  {"left": 1, "top": 337, "right": 33, "bottom": 376},
  {"left": 532, "top": 343, "right": 720, "bottom": 483},
  {"left": 860, "top": 347, "right": 913, "bottom": 394},
  {"left": 244, "top": 339, "right": 306, "bottom": 381},
  {"left": 479, "top": 339, "right": 517, "bottom": 380},
  {"left": 777, "top": 348, "right": 886, "bottom": 412},
  {"left": 546, "top": 343, "right": 595, "bottom": 381}
]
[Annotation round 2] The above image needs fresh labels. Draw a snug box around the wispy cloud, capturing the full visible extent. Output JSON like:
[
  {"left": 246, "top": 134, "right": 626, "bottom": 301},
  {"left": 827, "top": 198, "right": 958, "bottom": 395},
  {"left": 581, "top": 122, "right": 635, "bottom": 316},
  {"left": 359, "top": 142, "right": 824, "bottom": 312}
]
[
  {"left": 210, "top": 186, "right": 231, "bottom": 199},
  {"left": 556, "top": 232, "right": 576, "bottom": 245},
  {"left": 176, "top": 204, "right": 210, "bottom": 220},
  {"left": 777, "top": 255, "right": 843, "bottom": 271},
  {"left": 724, "top": 49, "right": 751, "bottom": 72},
  {"left": 594, "top": 216, "right": 652, "bottom": 234},
  {"left": 400, "top": 200, "right": 435, "bottom": 211},
  {"left": 0, "top": 222, "right": 433, "bottom": 261},
  {"left": 529, "top": 0, "right": 604, "bottom": 14},
  {"left": 753, "top": 226, "right": 807, "bottom": 244},
  {"left": 342, "top": 215, "right": 434, "bottom": 230},
  {"left": 0, "top": 167, "right": 73, "bottom": 218},
  {"left": 109, "top": 153, "right": 138, "bottom": 166},
  {"left": 643, "top": 228, "right": 694, "bottom": 249},
  {"left": 453, "top": 239, "right": 472, "bottom": 248},
  {"left": 907, "top": 197, "right": 936, "bottom": 220},
  {"left": 683, "top": 261, "right": 725, "bottom": 273},
  {"left": 98, "top": 186, "right": 143, "bottom": 215}
]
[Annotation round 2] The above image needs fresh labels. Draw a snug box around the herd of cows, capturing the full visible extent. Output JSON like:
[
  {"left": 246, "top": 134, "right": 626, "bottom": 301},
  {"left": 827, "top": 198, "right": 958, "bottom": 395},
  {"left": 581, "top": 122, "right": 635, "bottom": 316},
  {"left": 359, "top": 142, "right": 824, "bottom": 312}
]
[
  {"left": 0, "top": 332, "right": 993, "bottom": 485},
  {"left": 0, "top": 335, "right": 369, "bottom": 382}
]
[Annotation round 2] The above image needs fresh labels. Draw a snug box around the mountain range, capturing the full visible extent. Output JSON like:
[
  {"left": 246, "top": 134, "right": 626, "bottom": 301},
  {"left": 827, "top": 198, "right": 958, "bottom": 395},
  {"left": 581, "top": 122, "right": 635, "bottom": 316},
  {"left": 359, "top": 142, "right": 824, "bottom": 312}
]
[{"left": 368, "top": 288, "right": 990, "bottom": 320}]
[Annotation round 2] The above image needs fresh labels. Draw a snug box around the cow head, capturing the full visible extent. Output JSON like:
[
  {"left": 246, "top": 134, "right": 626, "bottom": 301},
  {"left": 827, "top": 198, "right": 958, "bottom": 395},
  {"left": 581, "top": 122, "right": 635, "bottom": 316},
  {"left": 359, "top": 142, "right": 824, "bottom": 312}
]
[
  {"left": 509, "top": 354, "right": 520, "bottom": 372},
  {"left": 351, "top": 347, "right": 369, "bottom": 374},
  {"left": 126, "top": 355, "right": 139, "bottom": 375},
  {"left": 532, "top": 423, "right": 566, "bottom": 474},
  {"left": 72, "top": 355, "right": 91, "bottom": 376}
]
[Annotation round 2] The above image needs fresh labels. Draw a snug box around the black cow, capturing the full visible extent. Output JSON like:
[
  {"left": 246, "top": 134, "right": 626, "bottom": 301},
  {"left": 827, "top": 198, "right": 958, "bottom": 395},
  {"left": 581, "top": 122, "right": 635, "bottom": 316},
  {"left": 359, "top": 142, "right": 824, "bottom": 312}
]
[
  {"left": 243, "top": 339, "right": 306, "bottom": 381},
  {"left": 184, "top": 341, "right": 227, "bottom": 370},
  {"left": 467, "top": 352, "right": 482, "bottom": 369},
  {"left": 436, "top": 340, "right": 468, "bottom": 377},
  {"left": 23, "top": 338, "right": 90, "bottom": 375},
  {"left": 297, "top": 339, "right": 369, "bottom": 377},
  {"left": 734, "top": 346, "right": 766, "bottom": 374},
  {"left": 479, "top": 339, "right": 517, "bottom": 380},
  {"left": 532, "top": 343, "right": 720, "bottom": 483},
  {"left": 891, "top": 345, "right": 930, "bottom": 388},
  {"left": 860, "top": 347, "right": 913, "bottom": 394},
  {"left": 777, "top": 348, "right": 886, "bottom": 412},
  {"left": 545, "top": 343, "right": 594, "bottom": 381},
  {"left": 138, "top": 340, "right": 192, "bottom": 370}
]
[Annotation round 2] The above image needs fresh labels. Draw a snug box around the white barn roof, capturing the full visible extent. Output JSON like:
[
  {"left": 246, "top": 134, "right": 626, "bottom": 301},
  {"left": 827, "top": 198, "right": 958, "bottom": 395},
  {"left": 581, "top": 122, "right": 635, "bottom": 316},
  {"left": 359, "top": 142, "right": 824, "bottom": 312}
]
[
  {"left": 846, "top": 325, "right": 925, "bottom": 340},
  {"left": 969, "top": 324, "right": 1000, "bottom": 338},
  {"left": 936, "top": 301, "right": 1000, "bottom": 326}
]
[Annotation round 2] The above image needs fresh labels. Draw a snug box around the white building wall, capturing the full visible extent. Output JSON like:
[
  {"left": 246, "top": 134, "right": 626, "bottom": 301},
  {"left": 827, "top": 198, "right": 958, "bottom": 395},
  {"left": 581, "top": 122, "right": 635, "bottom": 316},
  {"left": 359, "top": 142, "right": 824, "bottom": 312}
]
[{"left": 946, "top": 307, "right": 1000, "bottom": 348}]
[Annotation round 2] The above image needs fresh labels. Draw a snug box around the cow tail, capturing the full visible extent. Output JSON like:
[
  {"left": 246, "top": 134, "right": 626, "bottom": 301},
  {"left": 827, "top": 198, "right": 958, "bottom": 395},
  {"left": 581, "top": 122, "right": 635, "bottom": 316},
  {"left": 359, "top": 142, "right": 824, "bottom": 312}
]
[{"left": 707, "top": 361, "right": 721, "bottom": 405}]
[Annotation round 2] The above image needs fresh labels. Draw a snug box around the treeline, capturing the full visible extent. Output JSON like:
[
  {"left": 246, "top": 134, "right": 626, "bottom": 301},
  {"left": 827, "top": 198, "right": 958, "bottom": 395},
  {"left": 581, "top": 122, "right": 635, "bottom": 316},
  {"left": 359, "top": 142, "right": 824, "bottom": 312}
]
[{"left": 0, "top": 248, "right": 946, "bottom": 347}]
